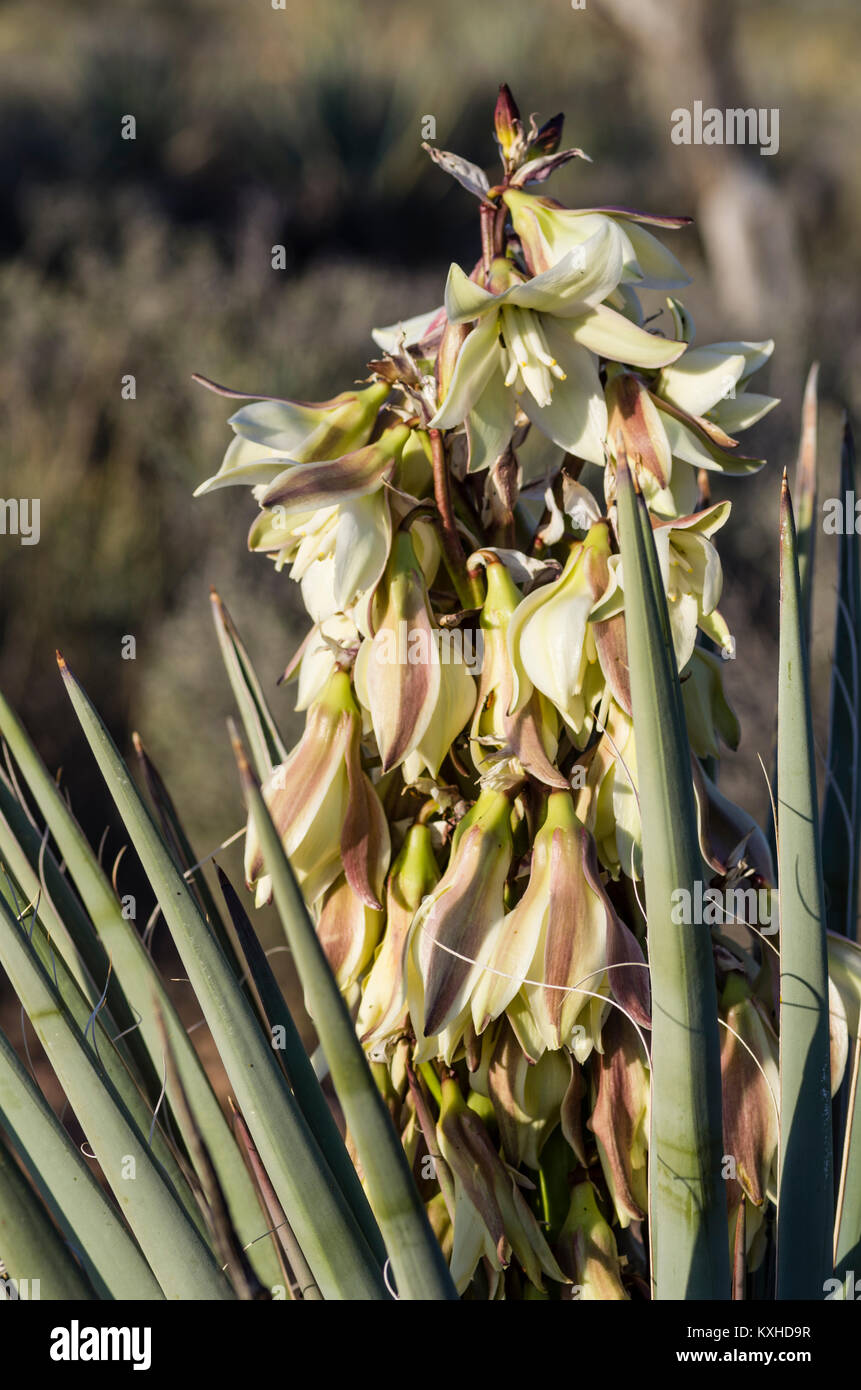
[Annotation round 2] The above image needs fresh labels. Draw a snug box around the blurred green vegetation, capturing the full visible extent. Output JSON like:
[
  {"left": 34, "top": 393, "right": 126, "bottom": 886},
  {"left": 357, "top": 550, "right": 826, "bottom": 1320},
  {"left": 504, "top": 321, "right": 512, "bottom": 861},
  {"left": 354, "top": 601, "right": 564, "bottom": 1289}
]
[{"left": 0, "top": 0, "right": 859, "bottom": 919}]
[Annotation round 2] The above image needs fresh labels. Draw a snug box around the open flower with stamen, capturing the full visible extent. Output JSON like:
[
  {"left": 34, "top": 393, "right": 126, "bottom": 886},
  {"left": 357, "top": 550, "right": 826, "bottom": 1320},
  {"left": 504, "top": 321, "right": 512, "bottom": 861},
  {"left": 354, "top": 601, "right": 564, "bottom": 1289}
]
[
  {"left": 246, "top": 424, "right": 412, "bottom": 625},
  {"left": 428, "top": 238, "right": 684, "bottom": 472}
]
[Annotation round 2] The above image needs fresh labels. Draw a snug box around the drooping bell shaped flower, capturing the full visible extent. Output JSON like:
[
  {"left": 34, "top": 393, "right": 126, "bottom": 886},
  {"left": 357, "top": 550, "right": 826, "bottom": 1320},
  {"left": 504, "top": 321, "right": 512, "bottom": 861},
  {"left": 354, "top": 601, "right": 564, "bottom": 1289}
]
[
  {"left": 593, "top": 502, "right": 733, "bottom": 672},
  {"left": 244, "top": 668, "right": 390, "bottom": 911},
  {"left": 245, "top": 423, "right": 414, "bottom": 625},
  {"left": 280, "top": 613, "right": 362, "bottom": 713},
  {"left": 358, "top": 823, "right": 440, "bottom": 1059},
  {"left": 719, "top": 976, "right": 779, "bottom": 1211},
  {"left": 503, "top": 187, "right": 692, "bottom": 291},
  {"left": 500, "top": 792, "right": 650, "bottom": 1061},
  {"left": 315, "top": 874, "right": 384, "bottom": 998},
  {"left": 507, "top": 521, "right": 625, "bottom": 739},
  {"left": 681, "top": 646, "right": 740, "bottom": 760},
  {"left": 428, "top": 243, "right": 683, "bottom": 473},
  {"left": 194, "top": 379, "right": 391, "bottom": 494},
  {"left": 352, "top": 530, "right": 477, "bottom": 777},
  {"left": 468, "top": 552, "right": 568, "bottom": 788},
  {"left": 556, "top": 1181, "right": 629, "bottom": 1300},
  {"left": 408, "top": 788, "right": 514, "bottom": 1054},
  {"left": 588, "top": 1011, "right": 651, "bottom": 1229},
  {"left": 481, "top": 1022, "right": 571, "bottom": 1170},
  {"left": 436, "top": 1076, "right": 568, "bottom": 1293},
  {"left": 656, "top": 339, "right": 778, "bottom": 434},
  {"left": 573, "top": 701, "right": 642, "bottom": 880}
]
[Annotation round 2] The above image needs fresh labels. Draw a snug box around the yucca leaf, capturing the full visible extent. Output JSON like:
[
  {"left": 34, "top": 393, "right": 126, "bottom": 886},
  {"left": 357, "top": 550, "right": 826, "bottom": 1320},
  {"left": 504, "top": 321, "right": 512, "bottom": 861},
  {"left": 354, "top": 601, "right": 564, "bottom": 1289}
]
[
  {"left": 229, "top": 1099, "right": 322, "bottom": 1300},
  {"left": 776, "top": 475, "right": 834, "bottom": 1297},
  {"left": 0, "top": 1024, "right": 163, "bottom": 1300},
  {"left": 0, "top": 871, "right": 204, "bottom": 1233},
  {"left": 822, "top": 419, "right": 860, "bottom": 939},
  {"left": 211, "top": 589, "right": 288, "bottom": 780},
  {"left": 614, "top": 452, "right": 729, "bottom": 1300},
  {"left": 0, "top": 777, "right": 156, "bottom": 1089},
  {"left": 217, "top": 865, "right": 388, "bottom": 1267},
  {"left": 234, "top": 735, "right": 459, "bottom": 1301},
  {"left": 0, "top": 1127, "right": 95, "bottom": 1301},
  {"left": 0, "top": 891, "right": 233, "bottom": 1300},
  {"left": 0, "top": 687, "right": 283, "bottom": 1291},
  {"left": 828, "top": 931, "right": 861, "bottom": 1275},
  {"left": 794, "top": 362, "right": 819, "bottom": 639},
  {"left": 133, "top": 731, "right": 242, "bottom": 975},
  {"left": 59, "top": 656, "right": 387, "bottom": 1301}
]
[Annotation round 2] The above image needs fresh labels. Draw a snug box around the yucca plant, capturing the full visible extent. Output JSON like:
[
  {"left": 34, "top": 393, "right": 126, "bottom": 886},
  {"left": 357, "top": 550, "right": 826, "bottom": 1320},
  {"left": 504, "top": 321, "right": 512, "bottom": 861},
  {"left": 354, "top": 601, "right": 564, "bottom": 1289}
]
[{"left": 0, "top": 86, "right": 859, "bottom": 1304}]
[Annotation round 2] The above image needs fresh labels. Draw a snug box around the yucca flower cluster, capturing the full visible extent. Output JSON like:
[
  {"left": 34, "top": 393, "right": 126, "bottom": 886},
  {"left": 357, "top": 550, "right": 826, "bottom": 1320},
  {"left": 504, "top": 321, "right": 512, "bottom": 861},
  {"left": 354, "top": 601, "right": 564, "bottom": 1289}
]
[{"left": 194, "top": 88, "right": 845, "bottom": 1297}]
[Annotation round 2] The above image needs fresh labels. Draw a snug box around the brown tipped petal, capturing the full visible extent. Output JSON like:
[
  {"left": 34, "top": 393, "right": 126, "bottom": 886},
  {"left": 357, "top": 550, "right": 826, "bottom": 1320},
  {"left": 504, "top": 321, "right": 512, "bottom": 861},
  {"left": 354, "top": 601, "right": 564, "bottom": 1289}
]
[
  {"left": 582, "top": 830, "right": 651, "bottom": 1027},
  {"left": 342, "top": 726, "right": 391, "bottom": 911}
]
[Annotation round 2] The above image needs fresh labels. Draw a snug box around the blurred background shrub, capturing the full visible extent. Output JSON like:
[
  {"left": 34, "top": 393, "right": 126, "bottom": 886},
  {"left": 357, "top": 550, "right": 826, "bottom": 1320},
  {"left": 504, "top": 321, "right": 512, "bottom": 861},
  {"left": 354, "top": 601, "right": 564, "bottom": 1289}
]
[{"left": 0, "top": 0, "right": 858, "bottom": 922}]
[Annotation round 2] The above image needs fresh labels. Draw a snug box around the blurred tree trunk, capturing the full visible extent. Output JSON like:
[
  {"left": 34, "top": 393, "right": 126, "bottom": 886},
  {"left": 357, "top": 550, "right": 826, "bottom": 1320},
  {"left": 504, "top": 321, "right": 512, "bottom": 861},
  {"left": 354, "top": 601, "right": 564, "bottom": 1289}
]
[{"left": 598, "top": 0, "right": 805, "bottom": 389}]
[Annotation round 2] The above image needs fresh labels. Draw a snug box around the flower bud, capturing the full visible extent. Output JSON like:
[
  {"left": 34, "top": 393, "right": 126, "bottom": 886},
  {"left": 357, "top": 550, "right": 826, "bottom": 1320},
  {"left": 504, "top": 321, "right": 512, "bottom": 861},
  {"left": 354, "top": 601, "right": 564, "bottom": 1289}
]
[
  {"left": 557, "top": 1181, "right": 629, "bottom": 1300},
  {"left": 436, "top": 1076, "right": 568, "bottom": 1293}
]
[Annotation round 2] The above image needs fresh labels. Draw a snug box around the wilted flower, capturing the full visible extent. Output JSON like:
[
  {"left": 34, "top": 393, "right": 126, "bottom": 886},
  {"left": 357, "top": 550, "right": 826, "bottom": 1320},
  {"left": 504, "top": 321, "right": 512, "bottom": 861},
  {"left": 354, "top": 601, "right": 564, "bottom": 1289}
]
[{"left": 428, "top": 243, "right": 683, "bottom": 472}]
